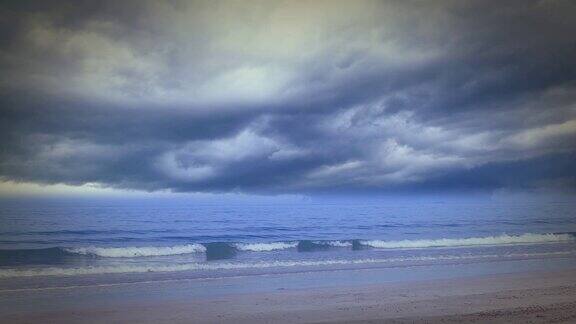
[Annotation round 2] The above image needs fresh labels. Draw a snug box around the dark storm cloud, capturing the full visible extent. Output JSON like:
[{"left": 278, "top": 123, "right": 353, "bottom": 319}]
[{"left": 0, "top": 0, "right": 575, "bottom": 194}]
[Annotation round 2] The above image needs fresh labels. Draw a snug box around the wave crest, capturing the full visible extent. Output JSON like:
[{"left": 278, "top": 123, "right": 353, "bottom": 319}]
[
  {"left": 66, "top": 244, "right": 206, "bottom": 258},
  {"left": 234, "top": 242, "right": 298, "bottom": 252},
  {"left": 361, "top": 233, "right": 574, "bottom": 249},
  {"left": 323, "top": 240, "right": 352, "bottom": 247}
]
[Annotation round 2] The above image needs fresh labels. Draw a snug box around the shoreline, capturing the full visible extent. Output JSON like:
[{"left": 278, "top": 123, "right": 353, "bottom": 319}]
[{"left": 1, "top": 261, "right": 576, "bottom": 323}]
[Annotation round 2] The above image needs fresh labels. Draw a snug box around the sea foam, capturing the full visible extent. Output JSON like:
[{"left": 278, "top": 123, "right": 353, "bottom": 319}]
[
  {"left": 234, "top": 242, "right": 298, "bottom": 252},
  {"left": 66, "top": 244, "right": 206, "bottom": 258},
  {"left": 323, "top": 240, "right": 352, "bottom": 247},
  {"left": 361, "top": 233, "right": 573, "bottom": 249},
  {"left": 0, "top": 250, "right": 572, "bottom": 278}
]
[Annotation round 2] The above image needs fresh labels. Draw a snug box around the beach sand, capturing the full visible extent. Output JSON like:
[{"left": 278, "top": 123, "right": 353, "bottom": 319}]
[{"left": 1, "top": 266, "right": 576, "bottom": 323}]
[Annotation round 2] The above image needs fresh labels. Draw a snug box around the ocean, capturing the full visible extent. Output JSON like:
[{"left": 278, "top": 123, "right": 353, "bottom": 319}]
[{"left": 1, "top": 198, "right": 576, "bottom": 279}]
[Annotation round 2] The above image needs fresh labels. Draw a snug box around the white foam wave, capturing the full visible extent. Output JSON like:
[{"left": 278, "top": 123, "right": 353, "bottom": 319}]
[
  {"left": 66, "top": 244, "right": 206, "bottom": 258},
  {"left": 234, "top": 242, "right": 298, "bottom": 252},
  {"left": 362, "top": 233, "right": 574, "bottom": 249},
  {"left": 322, "top": 241, "right": 352, "bottom": 247},
  {"left": 0, "top": 251, "right": 572, "bottom": 278}
]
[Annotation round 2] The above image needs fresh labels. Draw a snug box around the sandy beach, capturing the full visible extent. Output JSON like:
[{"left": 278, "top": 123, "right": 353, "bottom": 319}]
[{"left": 2, "top": 264, "right": 576, "bottom": 323}]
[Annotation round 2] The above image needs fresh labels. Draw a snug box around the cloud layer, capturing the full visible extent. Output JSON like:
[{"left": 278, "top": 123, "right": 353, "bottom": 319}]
[{"left": 1, "top": 0, "right": 575, "bottom": 194}]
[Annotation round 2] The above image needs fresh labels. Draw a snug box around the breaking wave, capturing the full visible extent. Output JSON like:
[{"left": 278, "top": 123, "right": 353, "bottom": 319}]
[
  {"left": 324, "top": 241, "right": 353, "bottom": 247},
  {"left": 0, "top": 233, "right": 573, "bottom": 265},
  {"left": 66, "top": 244, "right": 207, "bottom": 258},
  {"left": 234, "top": 242, "right": 298, "bottom": 252},
  {"left": 361, "top": 233, "right": 574, "bottom": 249}
]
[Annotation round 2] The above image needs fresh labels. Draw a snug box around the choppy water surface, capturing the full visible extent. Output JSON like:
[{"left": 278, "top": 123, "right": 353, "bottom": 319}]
[{"left": 1, "top": 199, "right": 575, "bottom": 278}]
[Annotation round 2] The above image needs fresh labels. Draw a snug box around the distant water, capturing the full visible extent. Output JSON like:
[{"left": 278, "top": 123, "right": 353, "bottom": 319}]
[{"left": 1, "top": 199, "right": 575, "bottom": 278}]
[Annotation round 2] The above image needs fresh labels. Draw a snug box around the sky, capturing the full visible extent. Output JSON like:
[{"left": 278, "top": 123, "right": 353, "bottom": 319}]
[{"left": 0, "top": 0, "right": 575, "bottom": 198}]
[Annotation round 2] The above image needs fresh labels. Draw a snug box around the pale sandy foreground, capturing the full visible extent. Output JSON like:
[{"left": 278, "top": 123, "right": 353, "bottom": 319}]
[{"left": 2, "top": 266, "right": 576, "bottom": 323}]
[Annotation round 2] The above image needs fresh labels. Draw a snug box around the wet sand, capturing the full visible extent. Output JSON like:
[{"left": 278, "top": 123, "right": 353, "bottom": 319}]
[{"left": 2, "top": 266, "right": 576, "bottom": 323}]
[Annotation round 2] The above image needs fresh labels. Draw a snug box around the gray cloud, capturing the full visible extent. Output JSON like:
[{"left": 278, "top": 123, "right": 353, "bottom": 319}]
[{"left": 1, "top": 0, "right": 575, "bottom": 194}]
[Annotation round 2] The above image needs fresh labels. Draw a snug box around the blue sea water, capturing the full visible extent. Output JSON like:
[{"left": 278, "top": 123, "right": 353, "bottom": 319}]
[{"left": 1, "top": 198, "right": 575, "bottom": 278}]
